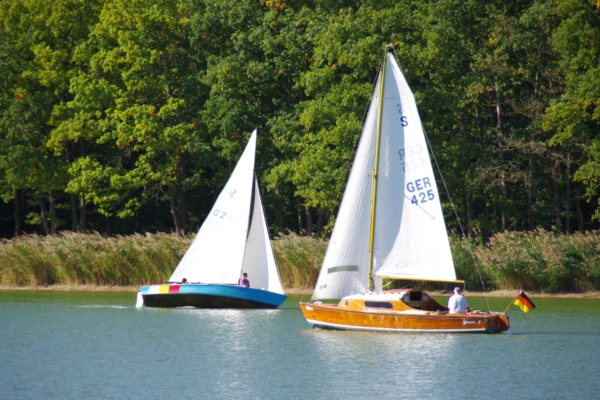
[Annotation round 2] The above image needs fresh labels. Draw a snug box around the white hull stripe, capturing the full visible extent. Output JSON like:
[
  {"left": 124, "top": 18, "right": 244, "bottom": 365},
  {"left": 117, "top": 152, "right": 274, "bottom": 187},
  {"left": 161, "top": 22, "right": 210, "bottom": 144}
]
[{"left": 306, "top": 318, "right": 489, "bottom": 333}]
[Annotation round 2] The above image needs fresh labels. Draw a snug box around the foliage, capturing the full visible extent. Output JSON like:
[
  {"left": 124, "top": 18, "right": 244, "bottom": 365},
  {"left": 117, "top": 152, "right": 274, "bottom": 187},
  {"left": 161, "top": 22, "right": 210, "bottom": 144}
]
[
  {"left": 1, "top": 0, "right": 600, "bottom": 239},
  {"left": 48, "top": 0, "right": 210, "bottom": 233},
  {"left": 543, "top": 0, "right": 600, "bottom": 221}
]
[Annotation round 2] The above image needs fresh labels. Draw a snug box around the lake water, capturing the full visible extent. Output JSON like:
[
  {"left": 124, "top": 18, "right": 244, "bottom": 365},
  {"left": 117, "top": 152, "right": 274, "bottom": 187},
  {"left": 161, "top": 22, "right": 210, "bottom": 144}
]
[{"left": 1, "top": 291, "right": 599, "bottom": 399}]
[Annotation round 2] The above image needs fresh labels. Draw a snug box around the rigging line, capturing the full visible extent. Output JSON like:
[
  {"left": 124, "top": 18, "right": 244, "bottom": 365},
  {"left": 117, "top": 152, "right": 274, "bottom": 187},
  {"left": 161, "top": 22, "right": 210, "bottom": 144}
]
[
  {"left": 299, "top": 279, "right": 307, "bottom": 303},
  {"left": 422, "top": 130, "right": 491, "bottom": 312},
  {"left": 403, "top": 195, "right": 436, "bottom": 220}
]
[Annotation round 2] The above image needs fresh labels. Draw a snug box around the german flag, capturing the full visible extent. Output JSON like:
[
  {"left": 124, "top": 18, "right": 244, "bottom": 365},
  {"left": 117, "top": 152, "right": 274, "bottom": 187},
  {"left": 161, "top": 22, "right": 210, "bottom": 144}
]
[{"left": 513, "top": 290, "right": 536, "bottom": 313}]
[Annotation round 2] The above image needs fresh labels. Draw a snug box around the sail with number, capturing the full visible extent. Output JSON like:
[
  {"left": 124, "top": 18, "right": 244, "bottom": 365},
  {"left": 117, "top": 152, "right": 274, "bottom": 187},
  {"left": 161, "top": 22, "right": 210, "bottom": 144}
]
[
  {"left": 312, "top": 53, "right": 456, "bottom": 301},
  {"left": 168, "top": 130, "right": 283, "bottom": 294}
]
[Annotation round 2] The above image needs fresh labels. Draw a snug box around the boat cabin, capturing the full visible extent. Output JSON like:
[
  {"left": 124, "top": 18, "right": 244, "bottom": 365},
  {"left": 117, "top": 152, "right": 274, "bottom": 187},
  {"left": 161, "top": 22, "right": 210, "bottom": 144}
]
[{"left": 335, "top": 289, "right": 449, "bottom": 313}]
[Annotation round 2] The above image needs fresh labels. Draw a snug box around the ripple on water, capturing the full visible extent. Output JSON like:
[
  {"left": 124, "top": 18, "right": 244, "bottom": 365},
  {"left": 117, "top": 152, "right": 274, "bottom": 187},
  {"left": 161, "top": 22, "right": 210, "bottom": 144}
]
[{"left": 1, "top": 292, "right": 600, "bottom": 399}]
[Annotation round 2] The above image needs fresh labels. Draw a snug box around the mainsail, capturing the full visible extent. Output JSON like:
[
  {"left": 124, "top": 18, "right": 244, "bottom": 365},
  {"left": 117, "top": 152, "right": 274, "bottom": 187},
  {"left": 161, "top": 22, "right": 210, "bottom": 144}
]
[
  {"left": 311, "top": 75, "right": 380, "bottom": 300},
  {"left": 169, "top": 130, "right": 257, "bottom": 284},
  {"left": 312, "top": 52, "right": 456, "bottom": 301}
]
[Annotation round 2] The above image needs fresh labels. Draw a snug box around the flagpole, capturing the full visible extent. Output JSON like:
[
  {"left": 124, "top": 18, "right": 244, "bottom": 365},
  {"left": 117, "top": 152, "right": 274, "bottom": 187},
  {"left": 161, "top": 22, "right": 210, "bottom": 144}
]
[{"left": 503, "top": 290, "right": 522, "bottom": 314}]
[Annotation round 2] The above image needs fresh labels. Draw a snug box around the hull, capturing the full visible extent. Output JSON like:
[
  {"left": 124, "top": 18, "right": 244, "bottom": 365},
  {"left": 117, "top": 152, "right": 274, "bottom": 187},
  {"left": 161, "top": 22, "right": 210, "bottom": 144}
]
[
  {"left": 140, "top": 284, "right": 287, "bottom": 309},
  {"left": 300, "top": 302, "right": 509, "bottom": 333}
]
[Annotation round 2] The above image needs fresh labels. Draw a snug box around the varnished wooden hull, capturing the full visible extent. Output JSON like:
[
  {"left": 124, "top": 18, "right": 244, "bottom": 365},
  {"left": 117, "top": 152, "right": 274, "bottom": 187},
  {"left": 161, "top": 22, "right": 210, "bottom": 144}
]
[{"left": 300, "top": 302, "right": 510, "bottom": 333}]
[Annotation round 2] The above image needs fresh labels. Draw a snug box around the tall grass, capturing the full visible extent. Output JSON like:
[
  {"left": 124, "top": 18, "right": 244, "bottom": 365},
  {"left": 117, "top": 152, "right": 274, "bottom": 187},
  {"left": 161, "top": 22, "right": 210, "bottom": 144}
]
[
  {"left": 0, "top": 231, "right": 328, "bottom": 289},
  {"left": 472, "top": 229, "right": 600, "bottom": 293},
  {"left": 1, "top": 229, "right": 599, "bottom": 292},
  {"left": 271, "top": 232, "right": 327, "bottom": 289},
  {"left": 449, "top": 234, "right": 484, "bottom": 289},
  {"left": 0, "top": 232, "right": 188, "bottom": 287}
]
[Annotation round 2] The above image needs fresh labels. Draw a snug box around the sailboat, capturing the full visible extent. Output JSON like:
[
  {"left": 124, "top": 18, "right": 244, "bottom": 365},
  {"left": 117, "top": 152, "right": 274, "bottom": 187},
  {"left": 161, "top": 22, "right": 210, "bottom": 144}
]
[
  {"left": 136, "top": 129, "right": 287, "bottom": 309},
  {"left": 299, "top": 47, "right": 510, "bottom": 333}
]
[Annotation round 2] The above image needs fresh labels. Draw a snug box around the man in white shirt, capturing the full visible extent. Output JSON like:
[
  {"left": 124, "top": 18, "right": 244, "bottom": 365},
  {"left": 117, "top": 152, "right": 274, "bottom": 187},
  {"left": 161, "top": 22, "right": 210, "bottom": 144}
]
[{"left": 448, "top": 287, "right": 471, "bottom": 314}]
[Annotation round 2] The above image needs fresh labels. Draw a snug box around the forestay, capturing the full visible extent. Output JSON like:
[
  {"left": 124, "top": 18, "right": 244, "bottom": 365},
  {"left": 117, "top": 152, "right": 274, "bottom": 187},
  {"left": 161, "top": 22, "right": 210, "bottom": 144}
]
[{"left": 169, "top": 131, "right": 257, "bottom": 284}]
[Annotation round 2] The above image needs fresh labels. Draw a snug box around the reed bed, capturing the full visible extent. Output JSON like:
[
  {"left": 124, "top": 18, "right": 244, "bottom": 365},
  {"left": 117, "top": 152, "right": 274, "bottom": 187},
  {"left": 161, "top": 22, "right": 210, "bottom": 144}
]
[
  {"left": 0, "top": 231, "right": 327, "bottom": 289},
  {"left": 1, "top": 229, "right": 599, "bottom": 293},
  {"left": 271, "top": 232, "right": 327, "bottom": 289},
  {"left": 0, "top": 232, "right": 188, "bottom": 287},
  {"left": 471, "top": 229, "right": 600, "bottom": 293}
]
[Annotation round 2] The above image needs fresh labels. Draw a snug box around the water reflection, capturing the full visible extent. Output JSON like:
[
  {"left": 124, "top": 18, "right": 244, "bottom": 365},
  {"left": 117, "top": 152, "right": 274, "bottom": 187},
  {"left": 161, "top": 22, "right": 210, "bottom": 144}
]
[{"left": 301, "top": 329, "right": 468, "bottom": 396}]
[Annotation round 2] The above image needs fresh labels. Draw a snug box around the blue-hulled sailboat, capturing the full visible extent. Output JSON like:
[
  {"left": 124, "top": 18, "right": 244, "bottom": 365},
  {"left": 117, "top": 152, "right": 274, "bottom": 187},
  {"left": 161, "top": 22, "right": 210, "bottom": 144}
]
[{"left": 136, "top": 130, "right": 287, "bottom": 309}]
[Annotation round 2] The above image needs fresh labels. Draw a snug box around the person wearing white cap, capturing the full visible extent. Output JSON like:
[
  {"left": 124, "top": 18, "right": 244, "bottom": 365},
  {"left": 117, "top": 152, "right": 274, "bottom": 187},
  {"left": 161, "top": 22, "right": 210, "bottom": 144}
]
[{"left": 448, "top": 287, "right": 471, "bottom": 314}]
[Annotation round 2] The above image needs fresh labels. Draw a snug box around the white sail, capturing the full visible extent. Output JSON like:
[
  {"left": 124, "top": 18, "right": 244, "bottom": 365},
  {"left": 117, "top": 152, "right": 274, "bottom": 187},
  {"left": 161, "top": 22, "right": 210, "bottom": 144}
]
[
  {"left": 312, "top": 52, "right": 456, "bottom": 300},
  {"left": 240, "top": 180, "right": 285, "bottom": 294},
  {"left": 373, "top": 53, "right": 456, "bottom": 282},
  {"left": 311, "top": 72, "right": 381, "bottom": 300},
  {"left": 169, "top": 130, "right": 257, "bottom": 284}
]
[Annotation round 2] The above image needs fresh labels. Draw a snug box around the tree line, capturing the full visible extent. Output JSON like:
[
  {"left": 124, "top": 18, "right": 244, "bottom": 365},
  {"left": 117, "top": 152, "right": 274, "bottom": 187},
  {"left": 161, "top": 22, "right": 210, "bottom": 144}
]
[{"left": 1, "top": 0, "right": 599, "bottom": 240}]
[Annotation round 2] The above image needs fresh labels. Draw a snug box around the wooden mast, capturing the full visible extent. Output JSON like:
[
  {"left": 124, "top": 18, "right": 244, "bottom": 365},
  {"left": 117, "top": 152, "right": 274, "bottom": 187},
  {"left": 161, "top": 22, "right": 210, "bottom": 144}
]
[{"left": 368, "top": 46, "right": 391, "bottom": 291}]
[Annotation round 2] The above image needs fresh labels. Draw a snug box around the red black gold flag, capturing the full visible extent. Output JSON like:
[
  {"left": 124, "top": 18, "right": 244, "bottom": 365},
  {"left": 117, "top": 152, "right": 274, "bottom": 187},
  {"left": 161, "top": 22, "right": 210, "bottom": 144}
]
[{"left": 513, "top": 290, "right": 536, "bottom": 313}]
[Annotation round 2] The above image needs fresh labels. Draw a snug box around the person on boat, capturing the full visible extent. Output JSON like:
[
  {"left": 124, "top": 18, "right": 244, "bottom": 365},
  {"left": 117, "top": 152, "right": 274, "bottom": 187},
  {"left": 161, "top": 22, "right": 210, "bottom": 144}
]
[
  {"left": 238, "top": 273, "right": 250, "bottom": 288},
  {"left": 448, "top": 287, "right": 471, "bottom": 314},
  {"left": 181, "top": 278, "right": 188, "bottom": 284}
]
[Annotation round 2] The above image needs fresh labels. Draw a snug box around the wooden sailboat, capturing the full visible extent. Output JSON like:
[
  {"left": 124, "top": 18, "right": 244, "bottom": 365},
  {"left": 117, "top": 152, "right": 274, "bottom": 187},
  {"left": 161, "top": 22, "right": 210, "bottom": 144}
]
[
  {"left": 299, "top": 47, "right": 509, "bottom": 333},
  {"left": 137, "top": 130, "right": 287, "bottom": 309}
]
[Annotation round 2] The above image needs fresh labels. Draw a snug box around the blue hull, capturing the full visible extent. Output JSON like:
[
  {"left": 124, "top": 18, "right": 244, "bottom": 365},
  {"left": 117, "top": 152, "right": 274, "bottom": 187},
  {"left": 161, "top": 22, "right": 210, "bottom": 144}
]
[{"left": 140, "top": 284, "right": 287, "bottom": 309}]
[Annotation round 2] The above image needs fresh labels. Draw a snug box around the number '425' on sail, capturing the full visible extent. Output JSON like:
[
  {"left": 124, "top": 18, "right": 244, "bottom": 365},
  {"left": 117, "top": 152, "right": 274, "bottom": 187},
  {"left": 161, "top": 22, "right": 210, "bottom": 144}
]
[{"left": 299, "top": 47, "right": 510, "bottom": 333}]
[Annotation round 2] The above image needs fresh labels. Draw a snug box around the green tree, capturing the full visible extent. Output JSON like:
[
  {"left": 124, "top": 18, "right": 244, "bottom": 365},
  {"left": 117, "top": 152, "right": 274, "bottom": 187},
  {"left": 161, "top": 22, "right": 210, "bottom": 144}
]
[
  {"left": 50, "top": 0, "right": 209, "bottom": 235},
  {"left": 198, "top": 0, "right": 316, "bottom": 233},
  {"left": 261, "top": 2, "right": 422, "bottom": 235},
  {"left": 0, "top": 0, "right": 101, "bottom": 235},
  {"left": 544, "top": 0, "right": 600, "bottom": 221}
]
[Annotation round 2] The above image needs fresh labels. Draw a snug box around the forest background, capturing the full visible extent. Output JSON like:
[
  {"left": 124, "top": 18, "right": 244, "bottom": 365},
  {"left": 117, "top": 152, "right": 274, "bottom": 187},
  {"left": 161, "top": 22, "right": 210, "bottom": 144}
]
[{"left": 1, "top": 0, "right": 600, "bottom": 292}]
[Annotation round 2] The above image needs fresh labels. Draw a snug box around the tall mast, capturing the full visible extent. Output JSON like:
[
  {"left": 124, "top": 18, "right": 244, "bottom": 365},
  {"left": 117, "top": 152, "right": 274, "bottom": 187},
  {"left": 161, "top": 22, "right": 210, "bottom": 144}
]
[{"left": 367, "top": 46, "right": 391, "bottom": 290}]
